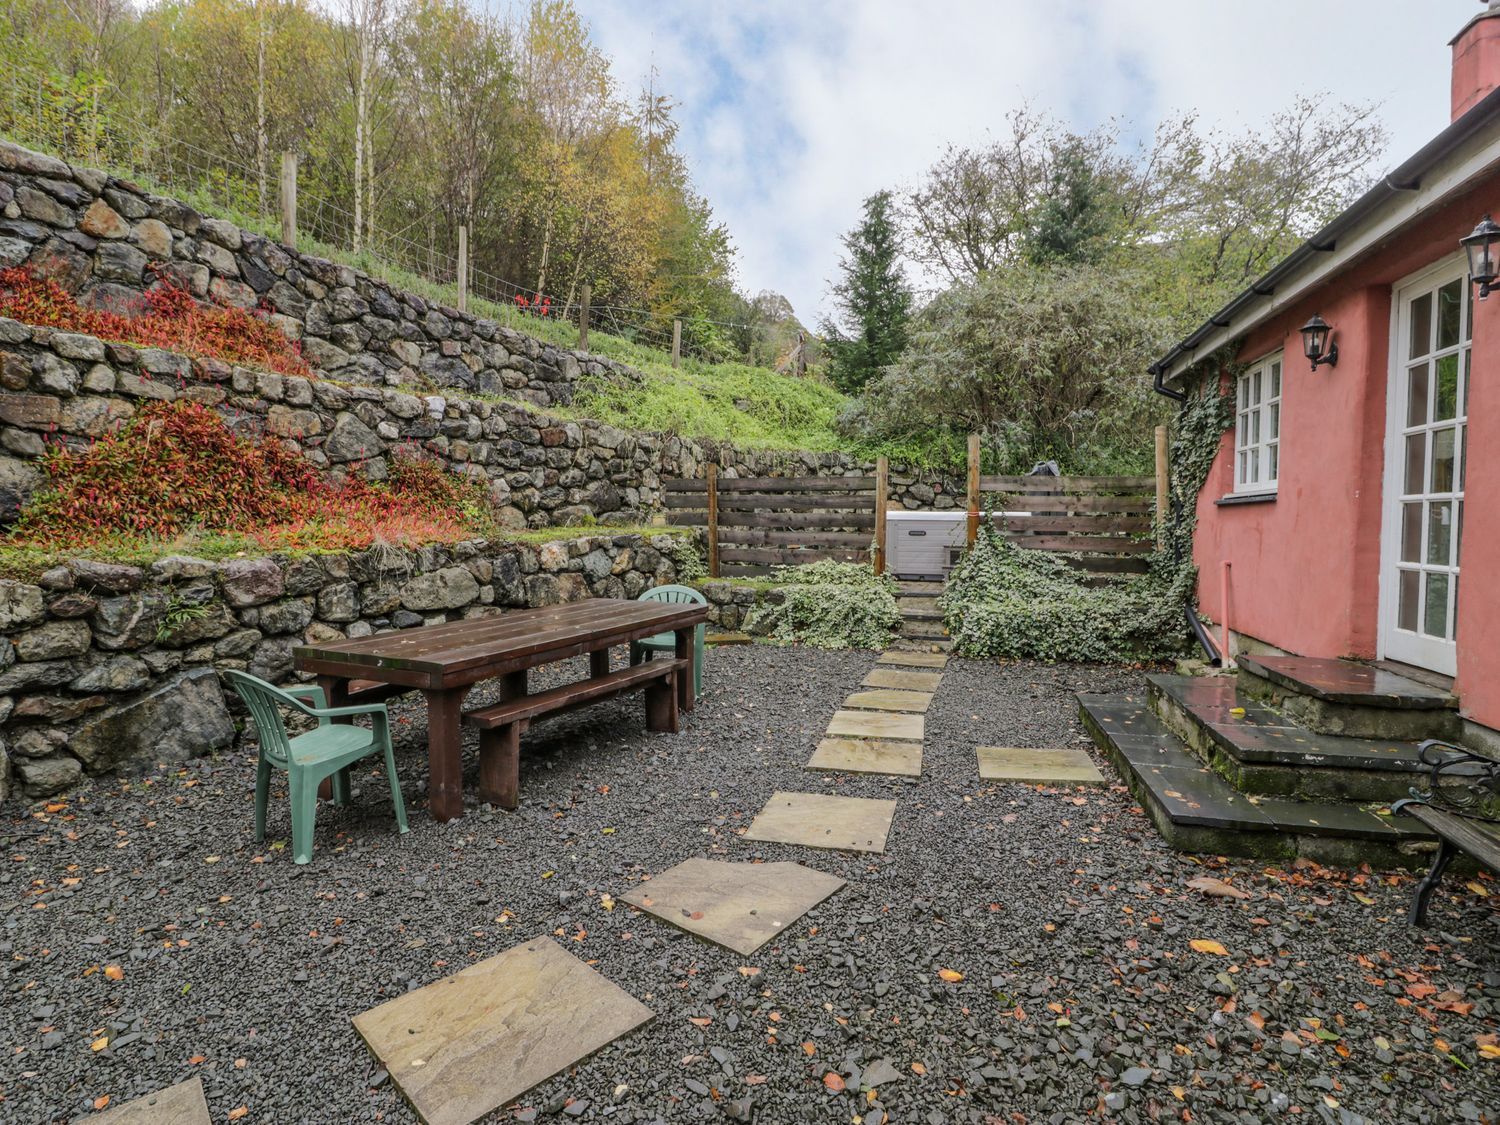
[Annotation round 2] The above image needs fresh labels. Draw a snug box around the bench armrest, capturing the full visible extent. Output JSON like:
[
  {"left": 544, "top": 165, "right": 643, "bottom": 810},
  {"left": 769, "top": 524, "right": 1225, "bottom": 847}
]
[{"left": 1411, "top": 739, "right": 1500, "bottom": 817}]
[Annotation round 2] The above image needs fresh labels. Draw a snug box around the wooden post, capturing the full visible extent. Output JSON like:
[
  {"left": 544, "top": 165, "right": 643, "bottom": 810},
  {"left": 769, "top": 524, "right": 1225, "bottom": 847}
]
[
  {"left": 279, "top": 151, "right": 297, "bottom": 248},
  {"left": 456, "top": 225, "right": 468, "bottom": 313},
  {"left": 796, "top": 330, "right": 807, "bottom": 378},
  {"left": 1154, "top": 424, "right": 1170, "bottom": 547},
  {"left": 578, "top": 282, "right": 590, "bottom": 350},
  {"left": 706, "top": 463, "right": 720, "bottom": 578},
  {"left": 965, "top": 433, "right": 981, "bottom": 546},
  {"left": 671, "top": 318, "right": 682, "bottom": 367},
  {"left": 873, "top": 455, "right": 889, "bottom": 576}
]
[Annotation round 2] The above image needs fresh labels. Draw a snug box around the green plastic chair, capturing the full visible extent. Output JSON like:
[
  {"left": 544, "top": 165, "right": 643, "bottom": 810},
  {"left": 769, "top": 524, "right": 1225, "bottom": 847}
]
[
  {"left": 223, "top": 670, "right": 408, "bottom": 865},
  {"left": 629, "top": 584, "right": 706, "bottom": 699}
]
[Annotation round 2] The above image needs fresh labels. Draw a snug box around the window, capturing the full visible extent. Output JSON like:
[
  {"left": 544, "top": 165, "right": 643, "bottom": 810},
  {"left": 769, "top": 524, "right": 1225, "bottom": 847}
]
[{"left": 1234, "top": 354, "right": 1281, "bottom": 493}]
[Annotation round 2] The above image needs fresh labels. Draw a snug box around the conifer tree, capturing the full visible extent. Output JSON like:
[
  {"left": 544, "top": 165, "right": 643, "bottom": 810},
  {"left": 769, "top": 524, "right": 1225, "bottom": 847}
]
[{"left": 822, "top": 191, "right": 912, "bottom": 393}]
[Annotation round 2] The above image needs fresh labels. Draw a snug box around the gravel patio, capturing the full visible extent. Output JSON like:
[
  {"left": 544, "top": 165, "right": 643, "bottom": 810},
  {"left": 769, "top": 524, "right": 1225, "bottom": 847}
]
[{"left": 3, "top": 645, "right": 1498, "bottom": 1124}]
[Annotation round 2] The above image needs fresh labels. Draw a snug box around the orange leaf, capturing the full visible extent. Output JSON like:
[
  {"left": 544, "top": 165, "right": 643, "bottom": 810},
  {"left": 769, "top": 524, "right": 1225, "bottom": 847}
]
[
  {"left": 92, "top": 1096, "right": 110, "bottom": 1111},
  {"left": 802, "top": 1041, "right": 816, "bottom": 1056},
  {"left": 688, "top": 1017, "right": 711, "bottom": 1027},
  {"left": 228, "top": 1107, "right": 248, "bottom": 1122},
  {"left": 911, "top": 1062, "right": 927, "bottom": 1075},
  {"left": 104, "top": 965, "right": 124, "bottom": 981},
  {"left": 937, "top": 969, "right": 964, "bottom": 982},
  {"left": 1190, "top": 939, "right": 1228, "bottom": 956},
  {"left": 823, "top": 1073, "right": 845, "bottom": 1092}
]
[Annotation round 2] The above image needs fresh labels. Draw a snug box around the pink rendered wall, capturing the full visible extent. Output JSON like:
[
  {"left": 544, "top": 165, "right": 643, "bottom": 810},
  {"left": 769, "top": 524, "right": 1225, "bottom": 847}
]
[
  {"left": 1192, "top": 286, "right": 1389, "bottom": 662},
  {"left": 1188, "top": 180, "right": 1500, "bottom": 729}
]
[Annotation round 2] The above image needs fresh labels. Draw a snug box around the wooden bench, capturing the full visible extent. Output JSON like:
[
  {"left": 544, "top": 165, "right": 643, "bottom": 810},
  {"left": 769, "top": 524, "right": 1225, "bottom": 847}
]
[
  {"left": 1392, "top": 739, "right": 1500, "bottom": 926},
  {"left": 463, "top": 658, "right": 688, "bottom": 810}
]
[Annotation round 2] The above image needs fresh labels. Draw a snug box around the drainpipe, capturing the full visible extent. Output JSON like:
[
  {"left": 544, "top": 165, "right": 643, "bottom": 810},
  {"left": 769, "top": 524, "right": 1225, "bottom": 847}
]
[
  {"left": 1220, "top": 560, "right": 1233, "bottom": 666},
  {"left": 1150, "top": 363, "right": 1187, "bottom": 403}
]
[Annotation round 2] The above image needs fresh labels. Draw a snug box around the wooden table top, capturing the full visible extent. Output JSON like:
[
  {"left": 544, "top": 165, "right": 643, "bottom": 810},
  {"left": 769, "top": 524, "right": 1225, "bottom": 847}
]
[{"left": 293, "top": 599, "right": 708, "bottom": 688}]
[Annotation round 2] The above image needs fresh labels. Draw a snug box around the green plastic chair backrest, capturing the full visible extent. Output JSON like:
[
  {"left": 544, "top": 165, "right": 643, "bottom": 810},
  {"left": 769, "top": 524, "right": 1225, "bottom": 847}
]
[
  {"left": 223, "top": 669, "right": 300, "bottom": 766},
  {"left": 639, "top": 583, "right": 707, "bottom": 607}
]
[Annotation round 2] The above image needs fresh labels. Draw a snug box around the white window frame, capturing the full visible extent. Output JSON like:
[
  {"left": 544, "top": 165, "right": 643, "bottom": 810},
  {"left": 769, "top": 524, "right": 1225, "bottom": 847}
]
[{"left": 1233, "top": 353, "right": 1282, "bottom": 494}]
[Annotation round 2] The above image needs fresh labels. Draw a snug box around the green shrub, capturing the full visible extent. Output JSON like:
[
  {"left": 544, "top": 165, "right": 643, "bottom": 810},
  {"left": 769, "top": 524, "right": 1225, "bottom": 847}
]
[
  {"left": 745, "top": 560, "right": 900, "bottom": 650},
  {"left": 940, "top": 526, "right": 1191, "bottom": 664}
]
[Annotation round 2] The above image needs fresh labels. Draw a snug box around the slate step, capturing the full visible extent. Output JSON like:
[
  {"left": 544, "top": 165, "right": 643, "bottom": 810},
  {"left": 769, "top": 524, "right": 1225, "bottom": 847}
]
[
  {"left": 1079, "top": 692, "right": 1435, "bottom": 868},
  {"left": 1236, "top": 654, "right": 1461, "bottom": 740},
  {"left": 897, "top": 596, "right": 941, "bottom": 615},
  {"left": 1148, "top": 674, "right": 1437, "bottom": 802},
  {"left": 897, "top": 581, "right": 945, "bottom": 596}
]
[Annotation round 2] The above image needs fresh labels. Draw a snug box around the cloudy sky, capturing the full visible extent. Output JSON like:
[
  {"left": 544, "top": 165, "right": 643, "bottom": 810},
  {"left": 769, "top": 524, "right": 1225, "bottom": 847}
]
[{"left": 581, "top": 0, "right": 1481, "bottom": 325}]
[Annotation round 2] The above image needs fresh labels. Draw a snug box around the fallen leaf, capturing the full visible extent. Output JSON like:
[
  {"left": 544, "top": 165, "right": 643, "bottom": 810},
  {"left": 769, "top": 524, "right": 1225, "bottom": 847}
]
[
  {"left": 802, "top": 1041, "right": 817, "bottom": 1056},
  {"left": 91, "top": 1037, "right": 108, "bottom": 1052},
  {"left": 1190, "top": 939, "right": 1229, "bottom": 956},
  {"left": 228, "top": 1107, "right": 248, "bottom": 1121},
  {"left": 688, "top": 1017, "right": 712, "bottom": 1027},
  {"left": 103, "top": 965, "right": 124, "bottom": 981},
  {"left": 92, "top": 1096, "right": 110, "bottom": 1111},
  {"left": 738, "top": 966, "right": 761, "bottom": 977},
  {"left": 823, "top": 1073, "right": 845, "bottom": 1092},
  {"left": 188, "top": 1054, "right": 206, "bottom": 1065},
  {"left": 1186, "top": 877, "right": 1250, "bottom": 901},
  {"left": 937, "top": 969, "right": 964, "bottom": 983},
  {"left": 911, "top": 1062, "right": 927, "bottom": 1075}
]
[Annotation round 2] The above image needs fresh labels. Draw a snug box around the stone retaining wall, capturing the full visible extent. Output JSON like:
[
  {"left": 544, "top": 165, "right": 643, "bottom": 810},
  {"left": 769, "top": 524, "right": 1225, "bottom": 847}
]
[
  {"left": 0, "top": 140, "right": 637, "bottom": 407},
  {"left": 0, "top": 532, "right": 689, "bottom": 801}
]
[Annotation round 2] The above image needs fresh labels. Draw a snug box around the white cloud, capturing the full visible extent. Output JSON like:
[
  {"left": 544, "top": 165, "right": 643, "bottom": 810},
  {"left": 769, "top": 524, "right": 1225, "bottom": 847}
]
[{"left": 583, "top": 0, "right": 1480, "bottom": 325}]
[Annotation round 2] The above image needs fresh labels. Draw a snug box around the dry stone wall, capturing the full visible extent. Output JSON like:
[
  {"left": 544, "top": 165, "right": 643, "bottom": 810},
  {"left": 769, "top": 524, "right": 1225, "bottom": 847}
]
[{"left": 0, "top": 532, "right": 686, "bottom": 801}]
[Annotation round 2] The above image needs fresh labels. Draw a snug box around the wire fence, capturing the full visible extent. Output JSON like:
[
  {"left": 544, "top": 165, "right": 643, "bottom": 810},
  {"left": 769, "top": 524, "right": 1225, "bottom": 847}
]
[{"left": 0, "top": 60, "right": 779, "bottom": 367}]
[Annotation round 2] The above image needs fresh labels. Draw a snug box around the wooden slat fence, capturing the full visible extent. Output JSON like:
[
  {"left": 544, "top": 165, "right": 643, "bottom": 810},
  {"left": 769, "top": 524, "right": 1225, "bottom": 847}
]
[
  {"left": 980, "top": 475, "right": 1155, "bottom": 576},
  {"left": 665, "top": 475, "right": 875, "bottom": 577}
]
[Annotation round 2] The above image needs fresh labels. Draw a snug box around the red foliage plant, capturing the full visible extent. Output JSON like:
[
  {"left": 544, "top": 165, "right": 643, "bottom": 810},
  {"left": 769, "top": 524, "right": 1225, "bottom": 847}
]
[
  {"left": 7, "top": 401, "right": 493, "bottom": 553},
  {"left": 0, "top": 266, "right": 313, "bottom": 378}
]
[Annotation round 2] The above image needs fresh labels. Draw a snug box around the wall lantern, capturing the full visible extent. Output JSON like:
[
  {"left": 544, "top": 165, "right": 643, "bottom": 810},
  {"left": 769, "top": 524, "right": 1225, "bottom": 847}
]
[
  {"left": 1462, "top": 214, "right": 1500, "bottom": 299},
  {"left": 1300, "top": 314, "right": 1338, "bottom": 370}
]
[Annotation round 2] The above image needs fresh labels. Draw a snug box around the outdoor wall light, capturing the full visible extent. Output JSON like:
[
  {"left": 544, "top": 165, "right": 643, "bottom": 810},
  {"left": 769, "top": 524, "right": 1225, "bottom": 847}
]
[
  {"left": 1300, "top": 314, "right": 1338, "bottom": 370},
  {"left": 1462, "top": 214, "right": 1500, "bottom": 299}
]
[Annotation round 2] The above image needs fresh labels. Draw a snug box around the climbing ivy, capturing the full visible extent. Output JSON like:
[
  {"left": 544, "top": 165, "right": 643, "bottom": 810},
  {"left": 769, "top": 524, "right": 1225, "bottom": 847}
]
[
  {"left": 664, "top": 535, "right": 709, "bottom": 584},
  {"left": 941, "top": 376, "right": 1234, "bottom": 664},
  {"left": 745, "top": 560, "right": 901, "bottom": 650}
]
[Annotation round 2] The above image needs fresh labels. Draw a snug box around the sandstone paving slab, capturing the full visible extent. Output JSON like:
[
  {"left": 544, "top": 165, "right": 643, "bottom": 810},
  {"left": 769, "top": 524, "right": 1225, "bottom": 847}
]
[
  {"left": 877, "top": 650, "right": 948, "bottom": 669},
  {"left": 807, "top": 737, "right": 922, "bottom": 777},
  {"left": 827, "top": 709, "right": 923, "bottom": 742},
  {"left": 844, "top": 688, "right": 932, "bottom": 714},
  {"left": 353, "top": 938, "right": 653, "bottom": 1125},
  {"left": 621, "top": 858, "right": 845, "bottom": 954},
  {"left": 744, "top": 790, "right": 897, "bottom": 853},
  {"left": 977, "top": 746, "right": 1107, "bottom": 787},
  {"left": 862, "top": 667, "right": 943, "bottom": 692},
  {"left": 86, "top": 1078, "right": 210, "bottom": 1125}
]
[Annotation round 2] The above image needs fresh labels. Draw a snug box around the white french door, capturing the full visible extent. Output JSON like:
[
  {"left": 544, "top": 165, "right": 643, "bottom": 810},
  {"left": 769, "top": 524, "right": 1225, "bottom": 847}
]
[{"left": 1380, "top": 260, "right": 1470, "bottom": 675}]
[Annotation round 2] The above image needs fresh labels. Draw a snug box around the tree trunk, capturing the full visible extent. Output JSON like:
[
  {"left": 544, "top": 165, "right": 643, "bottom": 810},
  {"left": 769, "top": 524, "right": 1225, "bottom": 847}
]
[
  {"left": 256, "top": 2, "right": 268, "bottom": 214},
  {"left": 353, "top": 5, "right": 368, "bottom": 254},
  {"left": 535, "top": 209, "right": 554, "bottom": 297}
]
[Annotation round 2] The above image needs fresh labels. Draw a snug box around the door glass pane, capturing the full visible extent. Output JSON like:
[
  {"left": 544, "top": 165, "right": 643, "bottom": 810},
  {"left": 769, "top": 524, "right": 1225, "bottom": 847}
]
[
  {"left": 1456, "top": 500, "right": 1464, "bottom": 561},
  {"left": 1251, "top": 371, "right": 1262, "bottom": 405},
  {"left": 1268, "top": 443, "right": 1278, "bottom": 481},
  {"left": 1409, "top": 293, "right": 1432, "bottom": 358},
  {"left": 1435, "top": 354, "right": 1459, "bottom": 420},
  {"left": 1430, "top": 427, "right": 1456, "bottom": 492},
  {"left": 1423, "top": 572, "right": 1450, "bottom": 637},
  {"left": 1426, "top": 501, "right": 1453, "bottom": 565},
  {"left": 1406, "top": 363, "right": 1429, "bottom": 426},
  {"left": 1401, "top": 502, "right": 1422, "bottom": 562},
  {"left": 1438, "top": 279, "right": 1463, "bottom": 349},
  {"left": 1405, "top": 433, "right": 1426, "bottom": 494},
  {"left": 1271, "top": 362, "right": 1281, "bottom": 398},
  {"left": 1398, "top": 569, "right": 1420, "bottom": 631},
  {"left": 1464, "top": 351, "right": 1472, "bottom": 416},
  {"left": 1269, "top": 402, "right": 1280, "bottom": 440}
]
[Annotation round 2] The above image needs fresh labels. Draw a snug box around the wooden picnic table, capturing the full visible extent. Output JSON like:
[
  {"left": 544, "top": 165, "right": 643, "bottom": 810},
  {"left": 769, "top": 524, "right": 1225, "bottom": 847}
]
[{"left": 292, "top": 599, "right": 709, "bottom": 822}]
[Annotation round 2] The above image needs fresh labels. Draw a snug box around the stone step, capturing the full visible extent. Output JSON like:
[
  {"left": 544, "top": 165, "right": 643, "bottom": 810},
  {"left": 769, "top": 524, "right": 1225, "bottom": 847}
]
[
  {"left": 897, "top": 596, "right": 941, "bottom": 615},
  {"left": 900, "top": 619, "right": 948, "bottom": 639},
  {"left": 890, "top": 637, "right": 954, "bottom": 653},
  {"left": 1078, "top": 692, "right": 1435, "bottom": 868},
  {"left": 897, "top": 581, "right": 945, "bottom": 596},
  {"left": 1236, "top": 654, "right": 1461, "bottom": 740},
  {"left": 1148, "top": 674, "right": 1439, "bottom": 802}
]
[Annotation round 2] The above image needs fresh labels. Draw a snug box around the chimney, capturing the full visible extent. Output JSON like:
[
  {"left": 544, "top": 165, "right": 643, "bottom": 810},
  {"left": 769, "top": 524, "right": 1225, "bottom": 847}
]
[{"left": 1452, "top": 1, "right": 1500, "bottom": 121}]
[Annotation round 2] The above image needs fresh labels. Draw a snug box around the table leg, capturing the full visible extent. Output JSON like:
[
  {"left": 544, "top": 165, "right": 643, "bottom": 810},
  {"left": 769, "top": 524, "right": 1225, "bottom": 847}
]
[
  {"left": 422, "top": 687, "right": 468, "bottom": 823},
  {"left": 315, "top": 676, "right": 350, "bottom": 800},
  {"left": 674, "top": 627, "right": 695, "bottom": 713},
  {"left": 590, "top": 647, "right": 611, "bottom": 678}
]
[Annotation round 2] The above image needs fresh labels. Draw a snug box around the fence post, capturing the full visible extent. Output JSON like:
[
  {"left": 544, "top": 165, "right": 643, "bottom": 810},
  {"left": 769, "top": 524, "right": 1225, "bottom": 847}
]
[
  {"left": 796, "top": 330, "right": 807, "bottom": 378},
  {"left": 874, "top": 455, "right": 889, "bottom": 576},
  {"left": 456, "top": 225, "right": 468, "bottom": 313},
  {"left": 965, "top": 434, "right": 981, "bottom": 546},
  {"left": 706, "top": 462, "right": 720, "bottom": 578},
  {"left": 671, "top": 318, "right": 682, "bottom": 367},
  {"left": 578, "top": 282, "right": 590, "bottom": 351},
  {"left": 1154, "top": 424, "right": 1170, "bottom": 548},
  {"left": 279, "top": 151, "right": 297, "bottom": 248}
]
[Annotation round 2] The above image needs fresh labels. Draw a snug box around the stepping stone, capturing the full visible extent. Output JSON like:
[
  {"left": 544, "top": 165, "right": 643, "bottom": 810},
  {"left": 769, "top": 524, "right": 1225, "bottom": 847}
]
[
  {"left": 745, "top": 790, "right": 897, "bottom": 853},
  {"left": 827, "top": 709, "right": 924, "bottom": 742},
  {"left": 862, "top": 667, "right": 943, "bottom": 692},
  {"left": 87, "top": 1079, "right": 210, "bottom": 1125},
  {"left": 844, "top": 688, "right": 932, "bottom": 714},
  {"left": 807, "top": 737, "right": 922, "bottom": 777},
  {"left": 878, "top": 650, "right": 948, "bottom": 669},
  {"left": 353, "top": 938, "right": 652, "bottom": 1125},
  {"left": 622, "top": 858, "right": 845, "bottom": 954},
  {"left": 977, "top": 746, "right": 1107, "bottom": 786}
]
